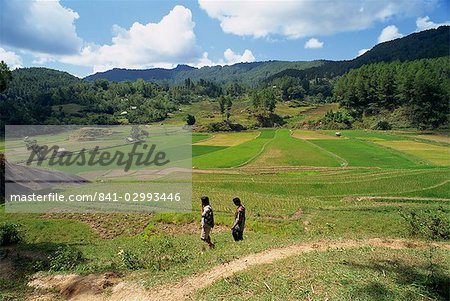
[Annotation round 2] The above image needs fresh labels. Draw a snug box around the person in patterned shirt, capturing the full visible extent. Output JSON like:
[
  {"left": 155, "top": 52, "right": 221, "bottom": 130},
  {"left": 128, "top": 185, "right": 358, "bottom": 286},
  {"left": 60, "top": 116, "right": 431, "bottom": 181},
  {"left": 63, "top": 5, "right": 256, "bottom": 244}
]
[
  {"left": 231, "top": 197, "right": 245, "bottom": 241},
  {"left": 200, "top": 196, "right": 215, "bottom": 248}
]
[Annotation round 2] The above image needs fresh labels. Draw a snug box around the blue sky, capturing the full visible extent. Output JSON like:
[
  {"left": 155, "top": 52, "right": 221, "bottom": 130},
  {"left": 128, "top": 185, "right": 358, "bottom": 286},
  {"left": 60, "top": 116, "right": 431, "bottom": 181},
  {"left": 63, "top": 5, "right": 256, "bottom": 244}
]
[{"left": 0, "top": 0, "right": 449, "bottom": 77}]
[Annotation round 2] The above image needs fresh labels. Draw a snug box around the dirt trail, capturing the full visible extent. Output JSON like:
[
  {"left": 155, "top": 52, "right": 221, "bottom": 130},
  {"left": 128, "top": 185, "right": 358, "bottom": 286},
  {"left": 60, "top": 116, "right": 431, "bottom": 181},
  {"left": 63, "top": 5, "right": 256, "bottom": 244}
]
[
  {"left": 28, "top": 238, "right": 450, "bottom": 301},
  {"left": 348, "top": 196, "right": 450, "bottom": 202}
]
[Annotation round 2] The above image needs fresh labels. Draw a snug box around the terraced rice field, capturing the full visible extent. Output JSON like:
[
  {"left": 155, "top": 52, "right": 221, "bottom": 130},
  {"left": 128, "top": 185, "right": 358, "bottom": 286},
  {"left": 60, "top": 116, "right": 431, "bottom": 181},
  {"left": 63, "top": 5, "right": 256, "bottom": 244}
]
[
  {"left": 190, "top": 129, "right": 449, "bottom": 228},
  {"left": 375, "top": 140, "right": 450, "bottom": 166},
  {"left": 308, "top": 139, "right": 422, "bottom": 168},
  {"left": 6, "top": 127, "right": 446, "bottom": 172},
  {"left": 192, "top": 168, "right": 449, "bottom": 215},
  {"left": 248, "top": 129, "right": 341, "bottom": 167},
  {"left": 194, "top": 131, "right": 259, "bottom": 146},
  {"left": 192, "top": 132, "right": 272, "bottom": 168},
  {"left": 413, "top": 134, "right": 450, "bottom": 144},
  {"left": 192, "top": 129, "right": 448, "bottom": 169}
]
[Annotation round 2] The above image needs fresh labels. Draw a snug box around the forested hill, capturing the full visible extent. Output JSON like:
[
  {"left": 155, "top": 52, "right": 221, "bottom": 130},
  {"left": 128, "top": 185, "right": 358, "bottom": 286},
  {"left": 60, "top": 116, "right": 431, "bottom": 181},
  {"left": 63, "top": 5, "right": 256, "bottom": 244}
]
[
  {"left": 85, "top": 61, "right": 323, "bottom": 86},
  {"left": 7, "top": 68, "right": 80, "bottom": 97},
  {"left": 85, "top": 26, "right": 449, "bottom": 85},
  {"left": 269, "top": 25, "right": 449, "bottom": 80},
  {"left": 86, "top": 64, "right": 196, "bottom": 82}
]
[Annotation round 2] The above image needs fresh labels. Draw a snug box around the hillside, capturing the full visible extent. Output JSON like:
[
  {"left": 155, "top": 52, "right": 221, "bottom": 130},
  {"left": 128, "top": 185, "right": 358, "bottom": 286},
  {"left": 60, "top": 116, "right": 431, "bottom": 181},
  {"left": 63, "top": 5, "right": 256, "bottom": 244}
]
[
  {"left": 85, "top": 26, "right": 449, "bottom": 85},
  {"left": 85, "top": 64, "right": 196, "bottom": 82},
  {"left": 269, "top": 25, "right": 450, "bottom": 80},
  {"left": 6, "top": 67, "right": 80, "bottom": 97},
  {"left": 85, "top": 60, "right": 323, "bottom": 85}
]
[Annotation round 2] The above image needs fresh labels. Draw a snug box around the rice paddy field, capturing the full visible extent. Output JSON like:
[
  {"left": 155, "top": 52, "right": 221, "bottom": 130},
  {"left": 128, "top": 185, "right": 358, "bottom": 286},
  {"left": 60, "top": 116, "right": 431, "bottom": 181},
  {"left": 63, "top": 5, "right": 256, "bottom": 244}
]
[{"left": 1, "top": 128, "right": 449, "bottom": 300}]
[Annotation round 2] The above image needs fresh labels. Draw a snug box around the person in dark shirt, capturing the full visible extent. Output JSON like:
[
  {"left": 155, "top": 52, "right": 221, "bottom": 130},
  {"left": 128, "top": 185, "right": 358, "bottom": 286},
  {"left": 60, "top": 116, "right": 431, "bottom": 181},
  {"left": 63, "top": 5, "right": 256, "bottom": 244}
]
[
  {"left": 200, "top": 196, "right": 215, "bottom": 248},
  {"left": 231, "top": 197, "right": 245, "bottom": 241}
]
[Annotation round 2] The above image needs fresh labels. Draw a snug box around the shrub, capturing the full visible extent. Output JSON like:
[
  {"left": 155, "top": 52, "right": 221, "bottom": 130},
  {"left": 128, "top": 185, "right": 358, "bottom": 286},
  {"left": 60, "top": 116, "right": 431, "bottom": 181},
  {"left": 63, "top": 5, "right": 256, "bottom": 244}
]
[
  {"left": 253, "top": 112, "right": 285, "bottom": 127},
  {"left": 400, "top": 208, "right": 450, "bottom": 240},
  {"left": 118, "top": 249, "right": 143, "bottom": 270},
  {"left": 185, "top": 114, "right": 196, "bottom": 125},
  {"left": 0, "top": 223, "right": 22, "bottom": 246},
  {"left": 49, "top": 245, "right": 84, "bottom": 271},
  {"left": 319, "top": 110, "right": 354, "bottom": 129},
  {"left": 207, "top": 121, "right": 246, "bottom": 132},
  {"left": 372, "top": 120, "right": 392, "bottom": 130}
]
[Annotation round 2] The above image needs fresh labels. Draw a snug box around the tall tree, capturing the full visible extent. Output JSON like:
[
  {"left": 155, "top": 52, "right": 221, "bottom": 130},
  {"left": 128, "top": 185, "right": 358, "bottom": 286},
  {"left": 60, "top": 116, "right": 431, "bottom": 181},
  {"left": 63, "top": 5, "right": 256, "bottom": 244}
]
[{"left": 0, "top": 61, "right": 12, "bottom": 93}]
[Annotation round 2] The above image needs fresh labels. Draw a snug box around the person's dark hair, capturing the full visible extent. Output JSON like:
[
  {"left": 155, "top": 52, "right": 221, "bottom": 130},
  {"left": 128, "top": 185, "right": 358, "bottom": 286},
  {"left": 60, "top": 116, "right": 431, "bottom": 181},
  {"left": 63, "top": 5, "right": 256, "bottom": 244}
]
[
  {"left": 233, "top": 197, "right": 241, "bottom": 206},
  {"left": 201, "top": 196, "right": 210, "bottom": 206}
]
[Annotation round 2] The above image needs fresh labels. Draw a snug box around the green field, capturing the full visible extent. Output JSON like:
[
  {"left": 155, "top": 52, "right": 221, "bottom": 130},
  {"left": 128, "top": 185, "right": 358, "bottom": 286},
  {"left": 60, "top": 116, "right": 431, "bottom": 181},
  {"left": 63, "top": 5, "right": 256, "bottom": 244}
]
[
  {"left": 192, "top": 145, "right": 227, "bottom": 157},
  {"left": 309, "top": 139, "right": 423, "bottom": 168},
  {"left": 249, "top": 129, "right": 342, "bottom": 167},
  {"left": 192, "top": 130, "right": 274, "bottom": 168},
  {"left": 375, "top": 140, "right": 450, "bottom": 166},
  {"left": 1, "top": 128, "right": 449, "bottom": 300},
  {"left": 192, "top": 133, "right": 210, "bottom": 143}
]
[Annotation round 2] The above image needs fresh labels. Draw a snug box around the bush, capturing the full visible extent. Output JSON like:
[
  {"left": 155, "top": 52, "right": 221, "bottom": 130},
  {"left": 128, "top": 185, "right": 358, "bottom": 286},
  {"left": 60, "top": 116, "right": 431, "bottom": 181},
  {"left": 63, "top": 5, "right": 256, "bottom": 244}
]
[
  {"left": 254, "top": 112, "right": 285, "bottom": 127},
  {"left": 372, "top": 120, "right": 392, "bottom": 130},
  {"left": 185, "top": 114, "right": 196, "bottom": 125},
  {"left": 207, "top": 120, "right": 246, "bottom": 132},
  {"left": 49, "top": 245, "right": 84, "bottom": 271},
  {"left": 400, "top": 208, "right": 450, "bottom": 240},
  {"left": 319, "top": 110, "right": 354, "bottom": 129},
  {"left": 118, "top": 249, "right": 143, "bottom": 270},
  {"left": 0, "top": 223, "right": 22, "bottom": 246}
]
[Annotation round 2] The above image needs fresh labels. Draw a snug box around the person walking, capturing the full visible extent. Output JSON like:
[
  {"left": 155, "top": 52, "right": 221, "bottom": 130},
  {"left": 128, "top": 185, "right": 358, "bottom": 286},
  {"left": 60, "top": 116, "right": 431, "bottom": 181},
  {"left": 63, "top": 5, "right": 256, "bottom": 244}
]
[
  {"left": 231, "top": 197, "right": 245, "bottom": 241},
  {"left": 200, "top": 196, "right": 215, "bottom": 248}
]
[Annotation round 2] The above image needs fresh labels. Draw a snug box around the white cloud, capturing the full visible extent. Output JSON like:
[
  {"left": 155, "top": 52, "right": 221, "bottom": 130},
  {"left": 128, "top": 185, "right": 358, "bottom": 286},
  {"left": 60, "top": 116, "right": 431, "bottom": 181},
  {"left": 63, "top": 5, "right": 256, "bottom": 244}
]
[
  {"left": 304, "top": 38, "right": 324, "bottom": 49},
  {"left": 60, "top": 5, "right": 205, "bottom": 73},
  {"left": 357, "top": 48, "right": 370, "bottom": 56},
  {"left": 198, "top": 0, "right": 432, "bottom": 39},
  {"left": 223, "top": 49, "right": 255, "bottom": 64},
  {"left": 0, "top": 0, "right": 82, "bottom": 54},
  {"left": 187, "top": 48, "right": 256, "bottom": 68},
  {"left": 0, "top": 48, "right": 23, "bottom": 69},
  {"left": 378, "top": 25, "right": 403, "bottom": 43},
  {"left": 27, "top": 4, "right": 256, "bottom": 73},
  {"left": 416, "top": 16, "right": 450, "bottom": 31}
]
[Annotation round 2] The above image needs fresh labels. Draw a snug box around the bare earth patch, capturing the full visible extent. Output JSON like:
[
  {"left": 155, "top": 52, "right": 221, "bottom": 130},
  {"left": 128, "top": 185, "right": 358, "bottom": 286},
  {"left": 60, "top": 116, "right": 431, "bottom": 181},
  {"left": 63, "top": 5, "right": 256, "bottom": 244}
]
[
  {"left": 194, "top": 131, "right": 259, "bottom": 147},
  {"left": 42, "top": 213, "right": 153, "bottom": 239},
  {"left": 28, "top": 272, "right": 121, "bottom": 301}
]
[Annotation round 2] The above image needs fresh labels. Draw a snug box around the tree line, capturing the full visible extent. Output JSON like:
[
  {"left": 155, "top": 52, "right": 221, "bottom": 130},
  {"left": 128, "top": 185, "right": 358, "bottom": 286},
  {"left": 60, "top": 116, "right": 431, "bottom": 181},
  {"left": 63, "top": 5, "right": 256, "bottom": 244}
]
[
  {"left": 1, "top": 55, "right": 449, "bottom": 132},
  {"left": 334, "top": 57, "right": 449, "bottom": 129}
]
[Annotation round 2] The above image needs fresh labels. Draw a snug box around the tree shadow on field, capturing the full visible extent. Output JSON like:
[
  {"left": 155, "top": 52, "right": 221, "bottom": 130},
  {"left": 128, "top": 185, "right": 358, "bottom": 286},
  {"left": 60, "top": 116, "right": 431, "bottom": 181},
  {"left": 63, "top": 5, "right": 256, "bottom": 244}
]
[
  {"left": 342, "top": 256, "right": 450, "bottom": 300},
  {"left": 354, "top": 282, "right": 392, "bottom": 301}
]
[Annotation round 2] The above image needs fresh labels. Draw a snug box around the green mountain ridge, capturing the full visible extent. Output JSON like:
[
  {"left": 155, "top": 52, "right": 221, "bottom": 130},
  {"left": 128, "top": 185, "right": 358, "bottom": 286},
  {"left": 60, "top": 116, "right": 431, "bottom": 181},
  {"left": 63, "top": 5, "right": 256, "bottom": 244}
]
[
  {"left": 85, "top": 60, "right": 323, "bottom": 86},
  {"left": 84, "top": 26, "right": 449, "bottom": 85},
  {"left": 268, "top": 25, "right": 450, "bottom": 81}
]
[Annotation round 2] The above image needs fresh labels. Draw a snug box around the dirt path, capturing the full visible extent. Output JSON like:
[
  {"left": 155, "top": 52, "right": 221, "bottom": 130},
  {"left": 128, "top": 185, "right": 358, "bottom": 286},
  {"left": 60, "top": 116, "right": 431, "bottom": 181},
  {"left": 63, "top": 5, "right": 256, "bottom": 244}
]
[
  {"left": 350, "top": 196, "right": 450, "bottom": 202},
  {"left": 28, "top": 238, "right": 450, "bottom": 301}
]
